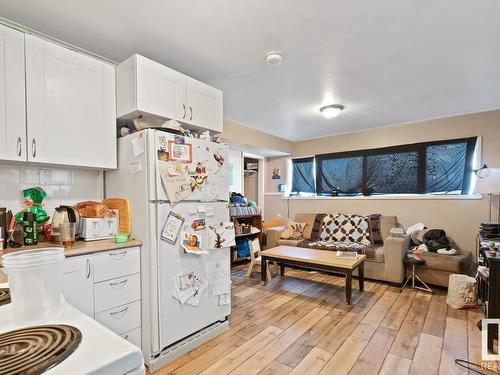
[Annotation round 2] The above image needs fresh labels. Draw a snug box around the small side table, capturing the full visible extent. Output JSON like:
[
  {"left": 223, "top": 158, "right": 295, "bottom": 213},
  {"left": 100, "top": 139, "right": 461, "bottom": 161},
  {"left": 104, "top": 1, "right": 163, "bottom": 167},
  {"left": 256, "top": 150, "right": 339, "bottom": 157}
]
[{"left": 401, "top": 255, "right": 433, "bottom": 293}]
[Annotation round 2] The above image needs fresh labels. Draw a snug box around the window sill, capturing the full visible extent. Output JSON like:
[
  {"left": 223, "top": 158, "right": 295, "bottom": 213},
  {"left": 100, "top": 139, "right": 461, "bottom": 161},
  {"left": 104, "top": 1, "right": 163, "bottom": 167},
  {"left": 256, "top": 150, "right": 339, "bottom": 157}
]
[{"left": 264, "top": 193, "right": 484, "bottom": 201}]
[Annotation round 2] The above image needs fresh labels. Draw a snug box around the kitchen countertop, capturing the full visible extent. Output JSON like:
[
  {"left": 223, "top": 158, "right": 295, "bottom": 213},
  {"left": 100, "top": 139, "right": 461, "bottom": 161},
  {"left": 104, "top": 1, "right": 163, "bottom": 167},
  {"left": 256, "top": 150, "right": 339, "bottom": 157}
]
[{"left": 0, "top": 239, "right": 142, "bottom": 282}]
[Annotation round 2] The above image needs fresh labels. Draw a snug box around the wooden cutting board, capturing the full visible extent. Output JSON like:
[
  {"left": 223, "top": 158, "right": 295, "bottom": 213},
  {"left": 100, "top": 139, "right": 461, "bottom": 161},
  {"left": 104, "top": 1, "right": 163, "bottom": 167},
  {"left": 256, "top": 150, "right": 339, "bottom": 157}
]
[{"left": 102, "top": 198, "right": 131, "bottom": 235}]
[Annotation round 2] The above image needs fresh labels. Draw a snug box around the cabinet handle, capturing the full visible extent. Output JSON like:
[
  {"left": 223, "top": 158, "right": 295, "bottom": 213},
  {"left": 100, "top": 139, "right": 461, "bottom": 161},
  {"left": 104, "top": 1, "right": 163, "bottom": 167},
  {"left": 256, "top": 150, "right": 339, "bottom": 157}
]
[
  {"left": 109, "top": 278, "right": 128, "bottom": 287},
  {"left": 189, "top": 106, "right": 193, "bottom": 121},
  {"left": 32, "top": 139, "right": 36, "bottom": 158},
  {"left": 109, "top": 250, "right": 127, "bottom": 259},
  {"left": 17, "top": 137, "right": 22, "bottom": 157},
  {"left": 110, "top": 306, "right": 129, "bottom": 316},
  {"left": 182, "top": 104, "right": 186, "bottom": 119},
  {"left": 122, "top": 334, "right": 129, "bottom": 340},
  {"left": 86, "top": 259, "right": 91, "bottom": 279}
]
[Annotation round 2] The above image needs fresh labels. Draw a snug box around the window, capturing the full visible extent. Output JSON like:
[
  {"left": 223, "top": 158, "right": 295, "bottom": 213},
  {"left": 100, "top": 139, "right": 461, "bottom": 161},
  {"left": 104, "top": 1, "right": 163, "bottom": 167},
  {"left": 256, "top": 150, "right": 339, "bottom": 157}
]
[
  {"left": 316, "top": 155, "right": 363, "bottom": 195},
  {"left": 291, "top": 137, "right": 477, "bottom": 196},
  {"left": 291, "top": 157, "right": 315, "bottom": 194}
]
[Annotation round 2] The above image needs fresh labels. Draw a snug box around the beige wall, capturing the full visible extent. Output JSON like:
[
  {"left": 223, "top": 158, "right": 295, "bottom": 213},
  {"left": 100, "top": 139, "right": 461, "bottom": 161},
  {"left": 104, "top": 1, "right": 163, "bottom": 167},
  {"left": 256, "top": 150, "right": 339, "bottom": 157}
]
[
  {"left": 220, "top": 118, "right": 292, "bottom": 156},
  {"left": 265, "top": 109, "right": 500, "bottom": 256},
  {"left": 265, "top": 156, "right": 288, "bottom": 193}
]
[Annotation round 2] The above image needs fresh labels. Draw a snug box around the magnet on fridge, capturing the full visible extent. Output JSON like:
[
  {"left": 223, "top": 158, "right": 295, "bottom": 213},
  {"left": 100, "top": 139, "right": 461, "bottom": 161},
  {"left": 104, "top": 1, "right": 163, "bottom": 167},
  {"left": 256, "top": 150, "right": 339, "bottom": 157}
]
[
  {"left": 188, "top": 207, "right": 197, "bottom": 215},
  {"left": 197, "top": 206, "right": 207, "bottom": 213},
  {"left": 206, "top": 207, "right": 215, "bottom": 217}
]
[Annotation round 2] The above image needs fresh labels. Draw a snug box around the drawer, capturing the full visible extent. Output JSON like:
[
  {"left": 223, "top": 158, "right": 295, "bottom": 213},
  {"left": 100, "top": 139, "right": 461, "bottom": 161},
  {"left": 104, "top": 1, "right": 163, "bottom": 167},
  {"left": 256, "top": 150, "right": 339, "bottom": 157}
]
[
  {"left": 121, "top": 327, "right": 141, "bottom": 348},
  {"left": 93, "top": 246, "right": 140, "bottom": 282},
  {"left": 95, "top": 300, "right": 141, "bottom": 335},
  {"left": 94, "top": 273, "right": 141, "bottom": 313}
]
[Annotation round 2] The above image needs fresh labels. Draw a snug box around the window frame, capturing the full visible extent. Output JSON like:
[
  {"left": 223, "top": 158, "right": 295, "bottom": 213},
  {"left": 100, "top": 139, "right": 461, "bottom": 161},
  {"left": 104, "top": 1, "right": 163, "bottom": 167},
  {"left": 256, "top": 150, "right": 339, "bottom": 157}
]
[{"left": 290, "top": 137, "right": 478, "bottom": 196}]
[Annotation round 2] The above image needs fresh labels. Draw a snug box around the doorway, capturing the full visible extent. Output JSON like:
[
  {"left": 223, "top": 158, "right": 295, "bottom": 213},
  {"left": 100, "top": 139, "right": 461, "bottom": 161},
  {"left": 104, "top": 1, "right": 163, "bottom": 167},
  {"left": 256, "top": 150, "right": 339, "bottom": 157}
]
[{"left": 243, "top": 157, "right": 260, "bottom": 206}]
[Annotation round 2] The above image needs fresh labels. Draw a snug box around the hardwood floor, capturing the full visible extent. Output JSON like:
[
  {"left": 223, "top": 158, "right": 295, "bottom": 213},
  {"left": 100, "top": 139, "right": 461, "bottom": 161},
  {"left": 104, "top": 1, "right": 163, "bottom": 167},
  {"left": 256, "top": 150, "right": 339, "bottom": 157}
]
[{"left": 151, "top": 266, "right": 499, "bottom": 375}]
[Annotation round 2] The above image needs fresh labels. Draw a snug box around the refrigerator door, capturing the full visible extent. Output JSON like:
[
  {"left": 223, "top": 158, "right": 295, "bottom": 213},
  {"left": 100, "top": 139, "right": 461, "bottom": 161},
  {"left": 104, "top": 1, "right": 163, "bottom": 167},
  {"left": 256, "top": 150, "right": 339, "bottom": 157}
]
[
  {"left": 156, "top": 201, "right": 231, "bottom": 351},
  {"left": 152, "top": 130, "right": 229, "bottom": 202}
]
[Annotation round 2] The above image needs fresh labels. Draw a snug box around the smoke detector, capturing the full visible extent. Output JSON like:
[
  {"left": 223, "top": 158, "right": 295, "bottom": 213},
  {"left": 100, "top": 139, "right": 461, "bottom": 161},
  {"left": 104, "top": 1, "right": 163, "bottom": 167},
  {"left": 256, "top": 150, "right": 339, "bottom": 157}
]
[{"left": 266, "top": 51, "right": 283, "bottom": 66}]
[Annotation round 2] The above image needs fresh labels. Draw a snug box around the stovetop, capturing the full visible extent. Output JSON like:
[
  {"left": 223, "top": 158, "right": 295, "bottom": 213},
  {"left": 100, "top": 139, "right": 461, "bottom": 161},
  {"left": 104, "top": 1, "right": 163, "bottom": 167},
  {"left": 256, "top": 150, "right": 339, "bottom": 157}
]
[
  {"left": 0, "top": 288, "right": 9, "bottom": 306},
  {"left": 0, "top": 324, "right": 81, "bottom": 375}
]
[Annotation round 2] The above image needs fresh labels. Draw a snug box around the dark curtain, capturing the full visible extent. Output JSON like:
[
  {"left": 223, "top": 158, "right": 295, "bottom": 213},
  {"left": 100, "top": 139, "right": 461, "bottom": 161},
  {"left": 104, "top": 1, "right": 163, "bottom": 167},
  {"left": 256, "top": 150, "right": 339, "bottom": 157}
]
[
  {"left": 366, "top": 151, "right": 419, "bottom": 194},
  {"left": 425, "top": 139, "right": 476, "bottom": 193},
  {"left": 313, "top": 137, "right": 477, "bottom": 196},
  {"left": 316, "top": 156, "right": 363, "bottom": 195},
  {"left": 291, "top": 157, "right": 315, "bottom": 193}
]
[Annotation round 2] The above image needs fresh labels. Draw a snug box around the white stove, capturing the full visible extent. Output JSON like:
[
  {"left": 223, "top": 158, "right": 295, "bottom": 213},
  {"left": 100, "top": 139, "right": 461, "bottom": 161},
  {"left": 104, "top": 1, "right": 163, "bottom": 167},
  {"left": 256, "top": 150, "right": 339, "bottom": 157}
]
[{"left": 0, "top": 298, "right": 145, "bottom": 374}]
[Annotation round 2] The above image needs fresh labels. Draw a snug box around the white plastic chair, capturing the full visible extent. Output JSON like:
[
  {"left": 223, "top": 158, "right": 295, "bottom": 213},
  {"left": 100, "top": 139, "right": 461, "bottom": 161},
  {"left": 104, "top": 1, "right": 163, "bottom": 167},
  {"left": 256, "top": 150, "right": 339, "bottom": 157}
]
[{"left": 246, "top": 238, "right": 272, "bottom": 282}]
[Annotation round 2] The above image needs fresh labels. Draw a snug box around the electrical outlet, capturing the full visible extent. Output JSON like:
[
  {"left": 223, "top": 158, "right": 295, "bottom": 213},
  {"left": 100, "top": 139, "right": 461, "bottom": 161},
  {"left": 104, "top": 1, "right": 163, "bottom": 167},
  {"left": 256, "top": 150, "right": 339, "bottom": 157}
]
[{"left": 40, "top": 169, "right": 51, "bottom": 185}]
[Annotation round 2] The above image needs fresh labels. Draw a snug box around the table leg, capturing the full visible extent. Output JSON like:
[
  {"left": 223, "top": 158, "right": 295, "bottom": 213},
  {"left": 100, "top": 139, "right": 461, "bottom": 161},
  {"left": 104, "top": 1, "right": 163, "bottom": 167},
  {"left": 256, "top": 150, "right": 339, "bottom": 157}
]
[
  {"left": 261, "top": 257, "right": 267, "bottom": 286},
  {"left": 346, "top": 272, "right": 352, "bottom": 305},
  {"left": 358, "top": 263, "right": 364, "bottom": 292},
  {"left": 280, "top": 263, "right": 285, "bottom": 276}
]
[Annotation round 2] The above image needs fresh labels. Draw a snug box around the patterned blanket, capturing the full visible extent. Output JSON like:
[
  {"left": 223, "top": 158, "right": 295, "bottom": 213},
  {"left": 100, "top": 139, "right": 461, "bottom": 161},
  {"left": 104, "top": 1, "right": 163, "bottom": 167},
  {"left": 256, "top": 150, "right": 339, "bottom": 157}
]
[{"left": 297, "top": 239, "right": 379, "bottom": 259}]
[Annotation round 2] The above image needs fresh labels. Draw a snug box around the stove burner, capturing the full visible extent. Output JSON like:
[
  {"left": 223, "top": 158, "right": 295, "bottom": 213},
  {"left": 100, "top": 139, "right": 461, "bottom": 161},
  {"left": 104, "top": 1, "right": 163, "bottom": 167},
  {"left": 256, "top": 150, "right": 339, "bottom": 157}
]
[
  {"left": 0, "top": 289, "right": 9, "bottom": 306},
  {"left": 0, "top": 324, "right": 81, "bottom": 375}
]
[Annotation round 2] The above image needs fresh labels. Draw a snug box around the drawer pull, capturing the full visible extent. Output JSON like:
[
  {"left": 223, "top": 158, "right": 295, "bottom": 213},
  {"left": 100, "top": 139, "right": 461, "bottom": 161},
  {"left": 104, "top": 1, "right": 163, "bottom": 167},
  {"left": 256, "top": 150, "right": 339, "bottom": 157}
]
[
  {"left": 110, "top": 306, "right": 129, "bottom": 317},
  {"left": 122, "top": 334, "right": 129, "bottom": 340},
  {"left": 109, "top": 279, "right": 128, "bottom": 288},
  {"left": 109, "top": 250, "right": 127, "bottom": 260}
]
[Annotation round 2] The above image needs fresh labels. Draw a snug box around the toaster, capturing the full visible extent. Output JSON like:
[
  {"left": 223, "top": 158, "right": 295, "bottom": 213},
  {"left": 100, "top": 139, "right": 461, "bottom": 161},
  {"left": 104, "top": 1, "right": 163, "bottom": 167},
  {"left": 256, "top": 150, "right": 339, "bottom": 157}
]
[{"left": 78, "top": 217, "right": 118, "bottom": 241}]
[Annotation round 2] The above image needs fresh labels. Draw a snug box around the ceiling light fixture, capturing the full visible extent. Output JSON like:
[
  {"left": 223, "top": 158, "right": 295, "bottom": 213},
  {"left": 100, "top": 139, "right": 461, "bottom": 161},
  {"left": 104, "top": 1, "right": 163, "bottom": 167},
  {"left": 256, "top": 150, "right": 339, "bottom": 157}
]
[
  {"left": 319, "top": 104, "right": 345, "bottom": 118},
  {"left": 266, "top": 51, "right": 283, "bottom": 66}
]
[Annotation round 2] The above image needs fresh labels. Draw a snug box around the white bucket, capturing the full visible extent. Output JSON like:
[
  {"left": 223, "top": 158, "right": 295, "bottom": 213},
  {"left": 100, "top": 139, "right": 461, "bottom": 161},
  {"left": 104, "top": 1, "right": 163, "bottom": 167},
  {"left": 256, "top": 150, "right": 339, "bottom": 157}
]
[{"left": 2, "top": 248, "right": 65, "bottom": 321}]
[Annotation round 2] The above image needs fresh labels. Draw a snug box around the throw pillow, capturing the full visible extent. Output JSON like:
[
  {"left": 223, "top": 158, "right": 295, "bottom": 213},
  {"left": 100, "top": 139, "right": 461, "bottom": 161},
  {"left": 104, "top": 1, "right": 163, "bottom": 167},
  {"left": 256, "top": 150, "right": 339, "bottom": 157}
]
[
  {"left": 280, "top": 221, "right": 306, "bottom": 240},
  {"left": 320, "top": 214, "right": 338, "bottom": 242},
  {"left": 367, "top": 214, "right": 383, "bottom": 245},
  {"left": 325, "top": 213, "right": 371, "bottom": 245}
]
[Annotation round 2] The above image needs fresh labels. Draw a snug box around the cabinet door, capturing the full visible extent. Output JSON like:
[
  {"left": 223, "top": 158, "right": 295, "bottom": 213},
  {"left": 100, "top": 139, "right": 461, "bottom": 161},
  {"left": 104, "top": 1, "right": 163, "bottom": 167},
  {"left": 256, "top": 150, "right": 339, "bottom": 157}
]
[
  {"left": 186, "top": 77, "right": 223, "bottom": 132},
  {"left": 61, "top": 256, "right": 94, "bottom": 317},
  {"left": 135, "top": 55, "right": 187, "bottom": 121},
  {"left": 25, "top": 34, "right": 116, "bottom": 168},
  {"left": 0, "top": 25, "right": 26, "bottom": 162}
]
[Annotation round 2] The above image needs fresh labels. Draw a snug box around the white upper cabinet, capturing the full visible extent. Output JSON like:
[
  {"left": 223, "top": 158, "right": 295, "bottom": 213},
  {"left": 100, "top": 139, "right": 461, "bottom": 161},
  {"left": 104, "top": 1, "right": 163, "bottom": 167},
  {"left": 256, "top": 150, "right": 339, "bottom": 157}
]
[
  {"left": 116, "top": 54, "right": 223, "bottom": 133},
  {"left": 0, "top": 25, "right": 26, "bottom": 162},
  {"left": 186, "top": 77, "right": 223, "bottom": 133},
  {"left": 25, "top": 34, "right": 116, "bottom": 168},
  {"left": 117, "top": 54, "right": 187, "bottom": 122}
]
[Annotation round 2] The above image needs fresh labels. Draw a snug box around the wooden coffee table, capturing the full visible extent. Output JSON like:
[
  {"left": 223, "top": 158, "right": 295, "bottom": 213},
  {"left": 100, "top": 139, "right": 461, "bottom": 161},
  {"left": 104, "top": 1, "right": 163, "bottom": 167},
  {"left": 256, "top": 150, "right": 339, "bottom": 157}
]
[{"left": 260, "top": 246, "right": 366, "bottom": 305}]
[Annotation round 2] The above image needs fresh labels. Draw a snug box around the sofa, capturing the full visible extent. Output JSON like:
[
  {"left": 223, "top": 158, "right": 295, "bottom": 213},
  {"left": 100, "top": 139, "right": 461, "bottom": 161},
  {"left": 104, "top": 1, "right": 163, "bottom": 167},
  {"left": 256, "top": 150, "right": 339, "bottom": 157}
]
[
  {"left": 266, "top": 213, "right": 409, "bottom": 284},
  {"left": 407, "top": 251, "right": 473, "bottom": 288}
]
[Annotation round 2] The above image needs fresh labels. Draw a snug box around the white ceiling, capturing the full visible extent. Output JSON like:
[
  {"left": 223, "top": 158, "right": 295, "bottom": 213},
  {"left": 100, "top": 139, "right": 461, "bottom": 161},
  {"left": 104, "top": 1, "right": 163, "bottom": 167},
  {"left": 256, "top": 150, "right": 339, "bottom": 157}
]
[{"left": 2, "top": 0, "right": 500, "bottom": 141}]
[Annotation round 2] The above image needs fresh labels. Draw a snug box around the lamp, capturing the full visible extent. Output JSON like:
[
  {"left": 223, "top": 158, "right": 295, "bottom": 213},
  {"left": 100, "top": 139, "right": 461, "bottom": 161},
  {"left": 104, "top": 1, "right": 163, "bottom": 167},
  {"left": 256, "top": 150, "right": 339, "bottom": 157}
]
[{"left": 474, "top": 167, "right": 500, "bottom": 222}]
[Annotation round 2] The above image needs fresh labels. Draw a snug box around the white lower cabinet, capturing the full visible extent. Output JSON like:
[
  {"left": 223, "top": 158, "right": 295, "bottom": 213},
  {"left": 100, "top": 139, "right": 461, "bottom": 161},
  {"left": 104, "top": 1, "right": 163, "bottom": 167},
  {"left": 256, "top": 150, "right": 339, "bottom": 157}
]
[
  {"left": 61, "top": 247, "right": 141, "bottom": 348},
  {"left": 95, "top": 300, "right": 141, "bottom": 335},
  {"left": 121, "top": 327, "right": 142, "bottom": 347}
]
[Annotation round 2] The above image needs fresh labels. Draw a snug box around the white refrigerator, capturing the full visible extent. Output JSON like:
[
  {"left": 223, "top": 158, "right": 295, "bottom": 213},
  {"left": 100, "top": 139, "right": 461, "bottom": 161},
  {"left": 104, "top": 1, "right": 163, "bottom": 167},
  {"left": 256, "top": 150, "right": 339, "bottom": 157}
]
[{"left": 106, "top": 129, "right": 231, "bottom": 370}]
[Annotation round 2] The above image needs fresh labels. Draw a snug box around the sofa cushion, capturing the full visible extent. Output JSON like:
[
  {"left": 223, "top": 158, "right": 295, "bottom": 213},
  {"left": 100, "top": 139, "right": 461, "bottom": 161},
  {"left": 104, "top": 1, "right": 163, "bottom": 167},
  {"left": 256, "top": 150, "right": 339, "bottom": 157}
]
[
  {"left": 380, "top": 216, "right": 397, "bottom": 241},
  {"left": 294, "top": 213, "right": 317, "bottom": 240},
  {"left": 416, "top": 252, "right": 472, "bottom": 274},
  {"left": 277, "top": 239, "right": 302, "bottom": 247}
]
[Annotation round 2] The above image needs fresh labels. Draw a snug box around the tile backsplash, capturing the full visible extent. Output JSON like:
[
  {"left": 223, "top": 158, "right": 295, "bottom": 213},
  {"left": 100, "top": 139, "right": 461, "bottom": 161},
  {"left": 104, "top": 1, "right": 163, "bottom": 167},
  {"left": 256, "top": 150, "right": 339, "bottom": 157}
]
[{"left": 0, "top": 163, "right": 103, "bottom": 219}]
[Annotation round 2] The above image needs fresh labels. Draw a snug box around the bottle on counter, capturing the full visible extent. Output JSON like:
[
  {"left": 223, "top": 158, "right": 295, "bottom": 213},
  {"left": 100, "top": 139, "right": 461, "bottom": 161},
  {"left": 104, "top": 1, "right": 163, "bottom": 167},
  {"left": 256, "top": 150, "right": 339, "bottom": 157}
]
[{"left": 23, "top": 212, "right": 38, "bottom": 246}]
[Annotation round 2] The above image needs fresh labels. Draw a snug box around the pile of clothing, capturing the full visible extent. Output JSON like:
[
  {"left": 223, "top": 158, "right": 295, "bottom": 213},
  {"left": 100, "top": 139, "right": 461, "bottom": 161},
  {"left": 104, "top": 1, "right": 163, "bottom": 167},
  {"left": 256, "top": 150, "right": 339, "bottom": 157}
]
[{"left": 407, "top": 222, "right": 457, "bottom": 255}]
